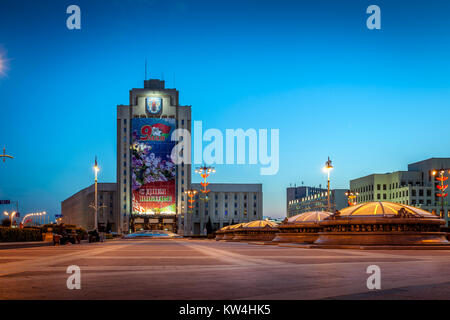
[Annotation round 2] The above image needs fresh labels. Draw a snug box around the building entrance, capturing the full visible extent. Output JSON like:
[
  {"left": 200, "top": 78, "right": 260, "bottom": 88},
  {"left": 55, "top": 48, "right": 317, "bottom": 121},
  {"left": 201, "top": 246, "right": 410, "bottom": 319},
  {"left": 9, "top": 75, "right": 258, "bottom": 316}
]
[{"left": 132, "top": 215, "right": 178, "bottom": 233}]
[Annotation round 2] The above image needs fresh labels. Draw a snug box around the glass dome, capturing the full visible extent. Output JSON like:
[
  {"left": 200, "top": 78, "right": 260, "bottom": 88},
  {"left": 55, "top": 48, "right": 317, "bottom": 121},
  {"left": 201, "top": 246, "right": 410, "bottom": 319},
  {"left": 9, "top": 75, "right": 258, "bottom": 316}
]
[
  {"left": 287, "top": 211, "right": 332, "bottom": 224},
  {"left": 337, "top": 201, "right": 438, "bottom": 218},
  {"left": 241, "top": 220, "right": 279, "bottom": 228}
]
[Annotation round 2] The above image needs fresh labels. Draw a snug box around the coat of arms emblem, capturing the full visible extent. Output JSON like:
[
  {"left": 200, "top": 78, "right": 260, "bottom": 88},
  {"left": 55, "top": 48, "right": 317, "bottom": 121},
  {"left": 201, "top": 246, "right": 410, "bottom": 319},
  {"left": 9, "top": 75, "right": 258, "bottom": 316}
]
[{"left": 146, "top": 97, "right": 162, "bottom": 114}]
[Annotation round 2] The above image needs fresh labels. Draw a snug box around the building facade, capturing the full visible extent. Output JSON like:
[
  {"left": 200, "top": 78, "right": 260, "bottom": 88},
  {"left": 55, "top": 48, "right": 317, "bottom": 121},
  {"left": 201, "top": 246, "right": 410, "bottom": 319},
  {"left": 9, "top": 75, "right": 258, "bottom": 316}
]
[
  {"left": 117, "top": 79, "right": 191, "bottom": 234},
  {"left": 350, "top": 158, "right": 450, "bottom": 226},
  {"left": 61, "top": 183, "right": 117, "bottom": 231},
  {"left": 286, "top": 185, "right": 326, "bottom": 214},
  {"left": 287, "top": 189, "right": 348, "bottom": 217},
  {"left": 187, "top": 183, "right": 263, "bottom": 235}
]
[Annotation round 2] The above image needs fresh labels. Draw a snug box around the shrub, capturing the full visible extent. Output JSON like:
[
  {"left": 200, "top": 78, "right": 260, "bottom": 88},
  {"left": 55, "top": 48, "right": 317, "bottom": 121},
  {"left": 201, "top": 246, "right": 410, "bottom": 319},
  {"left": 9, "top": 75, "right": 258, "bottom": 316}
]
[
  {"left": 0, "top": 227, "right": 43, "bottom": 242},
  {"left": 1, "top": 218, "right": 10, "bottom": 227}
]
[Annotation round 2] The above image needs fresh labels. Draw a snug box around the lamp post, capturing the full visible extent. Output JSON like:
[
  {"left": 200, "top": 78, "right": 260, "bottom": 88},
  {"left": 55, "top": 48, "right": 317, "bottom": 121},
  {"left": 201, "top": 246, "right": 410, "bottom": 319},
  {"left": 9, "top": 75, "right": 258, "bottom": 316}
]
[
  {"left": 0, "top": 147, "right": 13, "bottom": 163},
  {"left": 3, "top": 211, "right": 16, "bottom": 227},
  {"left": 195, "top": 165, "right": 215, "bottom": 235},
  {"left": 93, "top": 157, "right": 100, "bottom": 231},
  {"left": 322, "top": 157, "right": 333, "bottom": 212},
  {"left": 345, "top": 190, "right": 359, "bottom": 206},
  {"left": 185, "top": 189, "right": 198, "bottom": 236},
  {"left": 432, "top": 169, "right": 449, "bottom": 219},
  {"left": 194, "top": 165, "right": 215, "bottom": 200}
]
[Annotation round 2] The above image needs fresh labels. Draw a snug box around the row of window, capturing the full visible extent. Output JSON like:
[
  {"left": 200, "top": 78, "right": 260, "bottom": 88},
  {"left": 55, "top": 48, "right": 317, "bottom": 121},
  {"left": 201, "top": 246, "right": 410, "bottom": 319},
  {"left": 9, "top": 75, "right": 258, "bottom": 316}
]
[
  {"left": 194, "top": 201, "right": 257, "bottom": 208},
  {"left": 357, "top": 181, "right": 426, "bottom": 194},
  {"left": 194, "top": 209, "right": 257, "bottom": 216}
]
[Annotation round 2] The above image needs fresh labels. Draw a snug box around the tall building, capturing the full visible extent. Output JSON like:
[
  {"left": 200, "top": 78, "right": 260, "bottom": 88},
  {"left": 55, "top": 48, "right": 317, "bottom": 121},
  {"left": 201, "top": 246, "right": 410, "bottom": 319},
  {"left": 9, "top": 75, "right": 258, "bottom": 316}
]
[
  {"left": 117, "top": 79, "right": 191, "bottom": 234},
  {"left": 62, "top": 78, "right": 265, "bottom": 235},
  {"left": 61, "top": 183, "right": 117, "bottom": 231},
  {"left": 287, "top": 189, "right": 348, "bottom": 217},
  {"left": 188, "top": 183, "right": 263, "bottom": 235},
  {"left": 350, "top": 158, "right": 450, "bottom": 226}
]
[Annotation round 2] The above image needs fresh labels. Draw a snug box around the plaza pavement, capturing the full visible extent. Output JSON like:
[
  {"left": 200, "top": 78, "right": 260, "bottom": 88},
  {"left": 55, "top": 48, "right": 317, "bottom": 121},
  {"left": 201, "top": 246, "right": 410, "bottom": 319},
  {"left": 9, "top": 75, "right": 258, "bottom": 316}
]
[{"left": 0, "top": 239, "right": 449, "bottom": 300}]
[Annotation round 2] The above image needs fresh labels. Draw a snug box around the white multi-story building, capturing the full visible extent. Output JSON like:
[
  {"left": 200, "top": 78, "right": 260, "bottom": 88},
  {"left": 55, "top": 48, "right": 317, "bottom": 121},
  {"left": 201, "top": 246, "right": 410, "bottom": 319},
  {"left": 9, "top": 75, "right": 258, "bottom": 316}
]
[
  {"left": 188, "top": 183, "right": 263, "bottom": 235},
  {"left": 350, "top": 158, "right": 450, "bottom": 226}
]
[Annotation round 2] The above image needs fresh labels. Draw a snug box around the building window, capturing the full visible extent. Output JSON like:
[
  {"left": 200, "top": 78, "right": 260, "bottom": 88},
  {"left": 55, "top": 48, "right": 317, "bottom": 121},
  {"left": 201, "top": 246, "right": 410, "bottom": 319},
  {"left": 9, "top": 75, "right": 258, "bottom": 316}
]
[
  {"left": 377, "top": 194, "right": 380, "bottom": 200},
  {"left": 383, "top": 184, "right": 386, "bottom": 190},
  {"left": 377, "top": 184, "right": 381, "bottom": 191},
  {"left": 383, "top": 194, "right": 386, "bottom": 200},
  {"left": 419, "top": 190, "right": 424, "bottom": 197}
]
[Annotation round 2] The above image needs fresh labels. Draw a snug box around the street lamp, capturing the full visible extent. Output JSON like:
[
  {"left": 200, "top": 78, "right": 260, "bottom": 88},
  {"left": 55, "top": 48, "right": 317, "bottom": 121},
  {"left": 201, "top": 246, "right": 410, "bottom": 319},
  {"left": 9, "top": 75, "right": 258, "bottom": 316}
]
[
  {"left": 322, "top": 157, "right": 333, "bottom": 212},
  {"left": 92, "top": 157, "right": 100, "bottom": 231},
  {"left": 4, "top": 211, "right": 17, "bottom": 227},
  {"left": 0, "top": 147, "right": 13, "bottom": 163},
  {"left": 195, "top": 165, "right": 215, "bottom": 201},
  {"left": 345, "top": 190, "right": 359, "bottom": 206},
  {"left": 432, "top": 169, "right": 450, "bottom": 219},
  {"left": 185, "top": 189, "right": 198, "bottom": 236}
]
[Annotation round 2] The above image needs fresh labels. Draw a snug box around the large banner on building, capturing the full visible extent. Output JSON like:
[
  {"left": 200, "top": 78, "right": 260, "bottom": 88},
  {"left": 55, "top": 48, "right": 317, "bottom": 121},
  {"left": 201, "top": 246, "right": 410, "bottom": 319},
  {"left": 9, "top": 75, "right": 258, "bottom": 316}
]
[{"left": 131, "top": 118, "right": 176, "bottom": 215}]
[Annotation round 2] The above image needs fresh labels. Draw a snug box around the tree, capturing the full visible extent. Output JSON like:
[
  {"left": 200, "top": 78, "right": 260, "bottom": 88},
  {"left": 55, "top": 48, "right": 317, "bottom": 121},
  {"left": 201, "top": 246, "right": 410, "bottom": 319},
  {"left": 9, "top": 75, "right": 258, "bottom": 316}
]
[{"left": 206, "top": 217, "right": 213, "bottom": 234}]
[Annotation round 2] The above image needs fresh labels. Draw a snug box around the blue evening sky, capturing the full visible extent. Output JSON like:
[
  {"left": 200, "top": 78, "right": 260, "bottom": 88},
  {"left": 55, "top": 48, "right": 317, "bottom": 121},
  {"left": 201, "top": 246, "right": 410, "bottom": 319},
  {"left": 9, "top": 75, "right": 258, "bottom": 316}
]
[{"left": 1, "top": 0, "right": 450, "bottom": 219}]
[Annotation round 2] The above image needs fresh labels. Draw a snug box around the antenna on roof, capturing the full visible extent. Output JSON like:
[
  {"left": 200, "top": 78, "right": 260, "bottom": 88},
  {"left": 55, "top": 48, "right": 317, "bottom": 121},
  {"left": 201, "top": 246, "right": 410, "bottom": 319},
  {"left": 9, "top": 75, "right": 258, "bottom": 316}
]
[{"left": 145, "top": 58, "right": 148, "bottom": 80}]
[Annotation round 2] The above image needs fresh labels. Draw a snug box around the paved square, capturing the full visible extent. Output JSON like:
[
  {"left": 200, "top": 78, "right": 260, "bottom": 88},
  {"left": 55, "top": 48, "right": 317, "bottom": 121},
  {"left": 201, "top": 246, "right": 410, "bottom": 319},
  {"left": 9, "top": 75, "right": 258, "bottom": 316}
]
[{"left": 0, "top": 239, "right": 449, "bottom": 299}]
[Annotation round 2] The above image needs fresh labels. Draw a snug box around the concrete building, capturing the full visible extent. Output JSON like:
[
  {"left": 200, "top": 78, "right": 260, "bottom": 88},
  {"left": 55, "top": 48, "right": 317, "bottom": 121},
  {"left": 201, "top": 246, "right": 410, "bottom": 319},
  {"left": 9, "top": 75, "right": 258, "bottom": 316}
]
[
  {"left": 61, "top": 183, "right": 117, "bottom": 231},
  {"left": 62, "top": 78, "right": 265, "bottom": 235},
  {"left": 287, "top": 189, "right": 348, "bottom": 217},
  {"left": 117, "top": 79, "right": 191, "bottom": 234},
  {"left": 286, "top": 185, "right": 326, "bottom": 214},
  {"left": 187, "top": 183, "right": 263, "bottom": 235},
  {"left": 350, "top": 158, "right": 450, "bottom": 226}
]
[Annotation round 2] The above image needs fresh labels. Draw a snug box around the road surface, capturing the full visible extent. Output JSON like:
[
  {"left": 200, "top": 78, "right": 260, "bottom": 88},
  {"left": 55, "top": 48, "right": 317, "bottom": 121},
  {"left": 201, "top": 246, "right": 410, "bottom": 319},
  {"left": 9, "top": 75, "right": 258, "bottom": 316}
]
[{"left": 0, "top": 239, "right": 449, "bottom": 299}]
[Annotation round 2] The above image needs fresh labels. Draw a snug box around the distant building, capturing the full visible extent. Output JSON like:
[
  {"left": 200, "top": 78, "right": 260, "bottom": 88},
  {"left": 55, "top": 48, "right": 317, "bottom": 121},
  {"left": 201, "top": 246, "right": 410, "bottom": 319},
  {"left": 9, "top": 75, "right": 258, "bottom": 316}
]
[
  {"left": 286, "top": 186, "right": 326, "bottom": 214},
  {"left": 61, "top": 183, "right": 117, "bottom": 231},
  {"left": 350, "top": 158, "right": 450, "bottom": 226},
  {"left": 188, "top": 183, "right": 263, "bottom": 235},
  {"left": 287, "top": 189, "right": 348, "bottom": 217}
]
